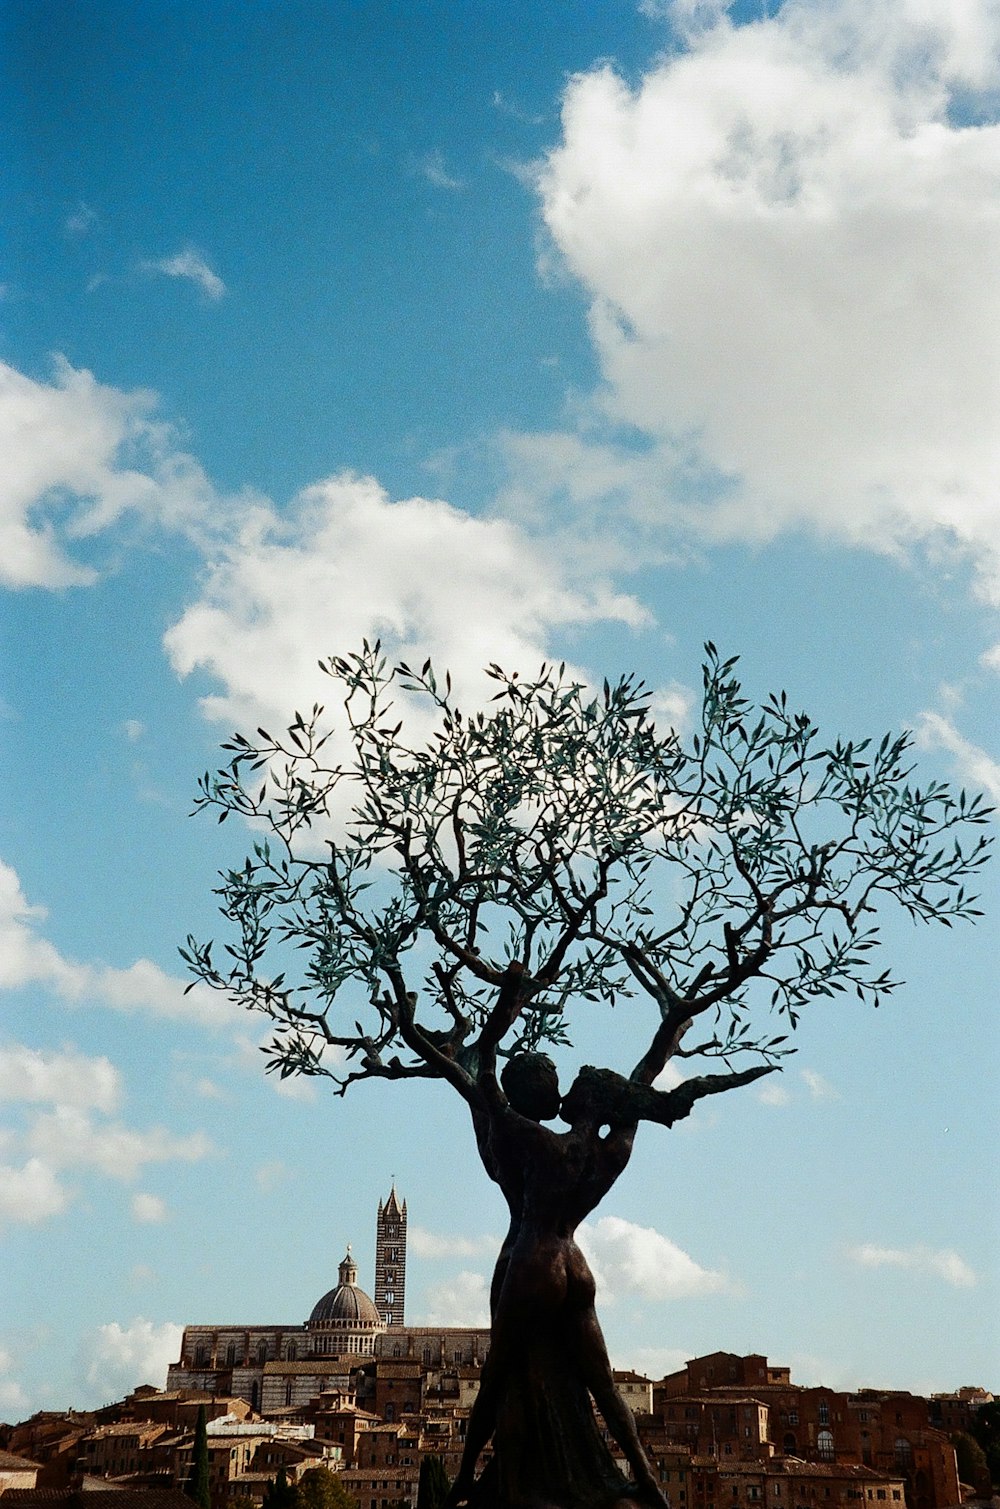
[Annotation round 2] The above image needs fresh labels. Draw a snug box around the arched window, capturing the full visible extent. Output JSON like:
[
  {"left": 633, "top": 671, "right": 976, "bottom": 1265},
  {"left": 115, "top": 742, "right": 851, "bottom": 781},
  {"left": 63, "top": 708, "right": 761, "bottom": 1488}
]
[
  {"left": 894, "top": 1439, "right": 913, "bottom": 1471},
  {"left": 225, "top": 1342, "right": 237, "bottom": 1366},
  {"left": 258, "top": 1340, "right": 268, "bottom": 1362},
  {"left": 195, "top": 1345, "right": 208, "bottom": 1367},
  {"left": 422, "top": 1346, "right": 432, "bottom": 1364},
  {"left": 817, "top": 1431, "right": 834, "bottom": 1462}
]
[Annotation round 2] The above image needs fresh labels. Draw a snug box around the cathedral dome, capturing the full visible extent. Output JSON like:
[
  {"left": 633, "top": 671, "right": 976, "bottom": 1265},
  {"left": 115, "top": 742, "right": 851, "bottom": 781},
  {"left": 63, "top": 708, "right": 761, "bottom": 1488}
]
[{"left": 309, "top": 1248, "right": 381, "bottom": 1330}]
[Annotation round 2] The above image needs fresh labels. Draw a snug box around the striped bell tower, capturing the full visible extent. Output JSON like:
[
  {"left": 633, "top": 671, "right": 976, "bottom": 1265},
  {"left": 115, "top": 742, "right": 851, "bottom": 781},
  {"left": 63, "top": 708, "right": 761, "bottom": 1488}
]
[{"left": 374, "top": 1184, "right": 406, "bottom": 1326}]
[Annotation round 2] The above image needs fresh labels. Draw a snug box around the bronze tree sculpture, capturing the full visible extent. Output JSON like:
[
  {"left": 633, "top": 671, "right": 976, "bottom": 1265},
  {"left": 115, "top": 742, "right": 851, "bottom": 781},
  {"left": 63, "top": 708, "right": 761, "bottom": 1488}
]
[{"left": 183, "top": 643, "right": 991, "bottom": 1509}]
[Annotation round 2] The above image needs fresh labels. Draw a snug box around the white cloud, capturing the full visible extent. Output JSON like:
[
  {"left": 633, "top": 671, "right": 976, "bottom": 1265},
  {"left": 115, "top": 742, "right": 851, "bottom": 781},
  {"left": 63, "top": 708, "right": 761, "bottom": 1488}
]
[
  {"left": 76, "top": 1318, "right": 182, "bottom": 1405},
  {"left": 0, "top": 1044, "right": 120, "bottom": 1113},
  {"left": 0, "top": 1345, "right": 29, "bottom": 1415},
  {"left": 65, "top": 201, "right": 98, "bottom": 237},
  {"left": 612, "top": 1343, "right": 689, "bottom": 1379},
  {"left": 0, "top": 857, "right": 240, "bottom": 1029},
  {"left": 273, "top": 1074, "right": 318, "bottom": 1103},
  {"left": 417, "top": 149, "right": 465, "bottom": 190},
  {"left": 916, "top": 711, "right": 1000, "bottom": 803},
  {"left": 131, "top": 1192, "right": 168, "bottom": 1224},
  {"left": 27, "top": 1107, "right": 210, "bottom": 1183},
  {"left": 847, "top": 1242, "right": 977, "bottom": 1288},
  {"left": 419, "top": 1270, "right": 491, "bottom": 1327},
  {"left": 531, "top": 0, "right": 1000, "bottom": 601},
  {"left": 0, "top": 1030, "right": 212, "bottom": 1228},
  {"left": 802, "top": 1068, "right": 839, "bottom": 1102},
  {"left": 409, "top": 1226, "right": 499, "bottom": 1260},
  {"left": 0, "top": 357, "right": 225, "bottom": 589},
  {"left": 254, "top": 1159, "right": 289, "bottom": 1193},
  {"left": 142, "top": 247, "right": 226, "bottom": 301},
  {"left": 164, "top": 471, "right": 647, "bottom": 736},
  {"left": 758, "top": 1068, "right": 838, "bottom": 1106},
  {"left": 0, "top": 1157, "right": 69, "bottom": 1225},
  {"left": 578, "top": 1215, "right": 733, "bottom": 1301}
]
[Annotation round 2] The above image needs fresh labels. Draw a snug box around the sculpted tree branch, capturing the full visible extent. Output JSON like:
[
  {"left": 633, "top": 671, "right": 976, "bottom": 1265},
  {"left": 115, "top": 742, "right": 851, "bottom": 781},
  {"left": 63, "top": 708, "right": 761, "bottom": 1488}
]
[{"left": 183, "top": 641, "right": 992, "bottom": 1509}]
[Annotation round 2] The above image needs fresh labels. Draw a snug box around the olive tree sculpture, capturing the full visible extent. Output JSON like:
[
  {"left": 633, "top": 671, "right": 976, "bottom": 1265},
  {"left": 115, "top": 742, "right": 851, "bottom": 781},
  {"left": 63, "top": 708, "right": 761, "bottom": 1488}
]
[{"left": 183, "top": 643, "right": 991, "bottom": 1509}]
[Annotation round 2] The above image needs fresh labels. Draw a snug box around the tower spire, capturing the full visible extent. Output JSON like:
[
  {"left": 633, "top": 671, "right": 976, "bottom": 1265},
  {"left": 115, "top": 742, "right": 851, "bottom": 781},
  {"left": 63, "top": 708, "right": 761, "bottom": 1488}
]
[{"left": 374, "top": 1184, "right": 406, "bottom": 1326}]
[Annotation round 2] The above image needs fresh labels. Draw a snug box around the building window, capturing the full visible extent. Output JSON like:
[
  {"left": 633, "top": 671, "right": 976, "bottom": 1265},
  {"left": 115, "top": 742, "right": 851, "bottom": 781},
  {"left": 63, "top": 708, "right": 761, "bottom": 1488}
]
[
  {"left": 894, "top": 1440, "right": 913, "bottom": 1470},
  {"left": 226, "top": 1342, "right": 237, "bottom": 1366},
  {"left": 818, "top": 1403, "right": 830, "bottom": 1427},
  {"left": 817, "top": 1431, "right": 834, "bottom": 1462}
]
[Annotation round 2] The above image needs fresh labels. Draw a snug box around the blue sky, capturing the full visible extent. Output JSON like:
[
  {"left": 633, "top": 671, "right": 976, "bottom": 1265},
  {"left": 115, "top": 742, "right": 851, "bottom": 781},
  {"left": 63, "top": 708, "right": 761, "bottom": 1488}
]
[{"left": 2, "top": 0, "right": 998, "bottom": 1417}]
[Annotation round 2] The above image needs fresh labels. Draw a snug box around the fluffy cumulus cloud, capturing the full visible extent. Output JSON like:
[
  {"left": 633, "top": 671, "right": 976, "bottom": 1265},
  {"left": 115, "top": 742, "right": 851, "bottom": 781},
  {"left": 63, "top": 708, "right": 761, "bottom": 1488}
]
[
  {"left": 0, "top": 1043, "right": 120, "bottom": 1113},
  {"left": 76, "top": 1318, "right": 183, "bottom": 1405},
  {"left": 164, "top": 471, "right": 647, "bottom": 734},
  {"left": 131, "top": 1192, "right": 168, "bottom": 1224},
  {"left": 0, "top": 858, "right": 239, "bottom": 1029},
  {"left": 578, "top": 1215, "right": 733, "bottom": 1300},
  {"left": 846, "top": 1242, "right": 977, "bottom": 1288},
  {"left": 0, "top": 1049, "right": 212, "bottom": 1228},
  {"left": 409, "top": 1226, "right": 499, "bottom": 1260},
  {"left": 916, "top": 712, "right": 1000, "bottom": 802},
  {"left": 0, "top": 1157, "right": 69, "bottom": 1226},
  {"left": 419, "top": 1270, "right": 491, "bottom": 1327},
  {"left": 0, "top": 357, "right": 223, "bottom": 589},
  {"left": 533, "top": 0, "right": 1000, "bottom": 600}
]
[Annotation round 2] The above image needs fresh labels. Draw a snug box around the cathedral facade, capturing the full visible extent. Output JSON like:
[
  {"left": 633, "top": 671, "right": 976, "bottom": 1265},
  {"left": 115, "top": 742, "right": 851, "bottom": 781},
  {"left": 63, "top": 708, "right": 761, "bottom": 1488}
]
[{"left": 165, "top": 1187, "right": 489, "bottom": 1413}]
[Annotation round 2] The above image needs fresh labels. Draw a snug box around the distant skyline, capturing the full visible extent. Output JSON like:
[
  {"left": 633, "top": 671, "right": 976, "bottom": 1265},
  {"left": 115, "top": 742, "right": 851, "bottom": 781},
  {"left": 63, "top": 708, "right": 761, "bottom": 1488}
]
[{"left": 2, "top": 0, "right": 998, "bottom": 1418}]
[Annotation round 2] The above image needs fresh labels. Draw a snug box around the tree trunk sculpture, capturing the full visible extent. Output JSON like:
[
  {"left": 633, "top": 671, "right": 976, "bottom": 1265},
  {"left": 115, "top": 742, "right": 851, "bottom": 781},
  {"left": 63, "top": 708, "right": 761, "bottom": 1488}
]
[{"left": 184, "top": 645, "right": 991, "bottom": 1509}]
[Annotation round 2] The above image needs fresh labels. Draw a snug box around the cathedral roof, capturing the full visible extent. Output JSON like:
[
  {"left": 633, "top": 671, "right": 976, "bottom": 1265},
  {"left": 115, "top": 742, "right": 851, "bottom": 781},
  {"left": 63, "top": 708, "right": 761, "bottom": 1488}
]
[{"left": 309, "top": 1248, "right": 382, "bottom": 1329}]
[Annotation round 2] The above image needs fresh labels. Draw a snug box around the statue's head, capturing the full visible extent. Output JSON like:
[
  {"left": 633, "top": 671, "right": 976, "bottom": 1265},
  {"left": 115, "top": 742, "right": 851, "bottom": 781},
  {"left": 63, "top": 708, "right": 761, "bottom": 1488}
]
[
  {"left": 559, "top": 1064, "right": 625, "bottom": 1127},
  {"left": 501, "top": 1052, "right": 561, "bottom": 1122}
]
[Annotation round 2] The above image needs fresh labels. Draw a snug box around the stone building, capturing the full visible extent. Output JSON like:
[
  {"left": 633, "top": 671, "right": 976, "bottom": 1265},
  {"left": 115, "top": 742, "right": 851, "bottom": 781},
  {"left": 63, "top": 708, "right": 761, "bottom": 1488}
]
[
  {"left": 166, "top": 1188, "right": 490, "bottom": 1420},
  {"left": 167, "top": 1188, "right": 409, "bottom": 1411}
]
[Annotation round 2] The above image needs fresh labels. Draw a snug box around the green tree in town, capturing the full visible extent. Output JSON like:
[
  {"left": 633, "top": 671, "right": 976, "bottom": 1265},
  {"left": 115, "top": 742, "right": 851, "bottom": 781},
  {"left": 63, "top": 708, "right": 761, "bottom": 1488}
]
[
  {"left": 186, "top": 643, "right": 991, "bottom": 1509},
  {"left": 952, "top": 1432, "right": 991, "bottom": 1496},
  {"left": 187, "top": 1403, "right": 211, "bottom": 1509},
  {"left": 969, "top": 1401, "right": 1000, "bottom": 1488},
  {"left": 263, "top": 1467, "right": 299, "bottom": 1509},
  {"left": 299, "top": 1466, "right": 359, "bottom": 1509},
  {"left": 417, "top": 1455, "right": 452, "bottom": 1509}
]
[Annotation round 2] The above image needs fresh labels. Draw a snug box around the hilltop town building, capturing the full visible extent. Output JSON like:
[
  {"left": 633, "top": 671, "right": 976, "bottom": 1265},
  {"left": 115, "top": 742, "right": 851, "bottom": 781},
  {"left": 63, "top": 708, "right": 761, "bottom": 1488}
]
[
  {"left": 44, "top": 1203, "right": 976, "bottom": 1509},
  {"left": 165, "top": 1187, "right": 489, "bottom": 1415}
]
